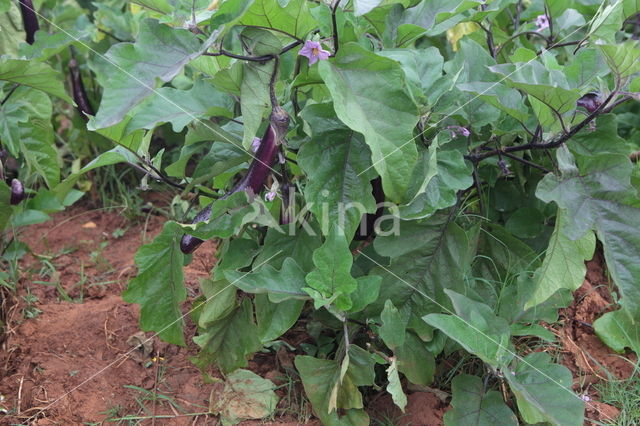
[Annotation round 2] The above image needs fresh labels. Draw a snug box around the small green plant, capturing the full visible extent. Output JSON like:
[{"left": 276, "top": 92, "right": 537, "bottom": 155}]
[{"left": 595, "top": 366, "right": 640, "bottom": 425}]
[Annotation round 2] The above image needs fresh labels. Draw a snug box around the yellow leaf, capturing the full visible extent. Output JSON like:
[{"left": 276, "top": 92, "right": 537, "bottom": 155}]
[{"left": 446, "top": 22, "right": 480, "bottom": 52}]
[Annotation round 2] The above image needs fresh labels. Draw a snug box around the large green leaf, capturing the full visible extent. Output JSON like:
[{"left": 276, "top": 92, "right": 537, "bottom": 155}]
[
  {"left": 239, "top": 0, "right": 316, "bottom": 38},
  {"left": 379, "top": 299, "right": 408, "bottom": 350},
  {"left": 239, "top": 60, "right": 272, "bottom": 149},
  {"left": 504, "top": 352, "right": 584, "bottom": 426},
  {"left": 225, "top": 257, "right": 310, "bottom": 302},
  {"left": 424, "top": 290, "right": 513, "bottom": 368},
  {"left": 125, "top": 80, "right": 234, "bottom": 133},
  {"left": 396, "top": 332, "right": 435, "bottom": 386},
  {"left": 295, "top": 355, "right": 370, "bottom": 426},
  {"left": 0, "top": 59, "right": 72, "bottom": 103},
  {"left": 490, "top": 61, "right": 581, "bottom": 117},
  {"left": 123, "top": 222, "right": 186, "bottom": 345},
  {"left": 525, "top": 210, "right": 596, "bottom": 309},
  {"left": 537, "top": 146, "right": 640, "bottom": 352},
  {"left": 371, "top": 215, "right": 474, "bottom": 340},
  {"left": 298, "top": 103, "right": 377, "bottom": 238},
  {"left": 193, "top": 298, "right": 262, "bottom": 373},
  {"left": 305, "top": 228, "right": 358, "bottom": 310},
  {"left": 444, "top": 374, "right": 518, "bottom": 426},
  {"left": 398, "top": 147, "right": 473, "bottom": 220},
  {"left": 598, "top": 41, "right": 640, "bottom": 79},
  {"left": 318, "top": 43, "right": 419, "bottom": 202},
  {"left": 254, "top": 295, "right": 304, "bottom": 342},
  {"left": 0, "top": 87, "right": 59, "bottom": 188},
  {"left": 92, "top": 19, "right": 216, "bottom": 128}
]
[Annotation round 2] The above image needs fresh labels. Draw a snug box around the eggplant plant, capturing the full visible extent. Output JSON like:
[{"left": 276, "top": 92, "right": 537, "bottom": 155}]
[{"left": 1, "top": 0, "right": 640, "bottom": 425}]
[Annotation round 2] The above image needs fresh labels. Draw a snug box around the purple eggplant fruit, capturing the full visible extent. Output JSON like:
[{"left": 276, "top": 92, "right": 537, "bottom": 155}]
[
  {"left": 10, "top": 179, "right": 25, "bottom": 205},
  {"left": 18, "top": 0, "right": 39, "bottom": 45},
  {"left": 180, "top": 107, "right": 290, "bottom": 254},
  {"left": 69, "top": 57, "right": 95, "bottom": 120},
  {"left": 577, "top": 93, "right": 601, "bottom": 113}
]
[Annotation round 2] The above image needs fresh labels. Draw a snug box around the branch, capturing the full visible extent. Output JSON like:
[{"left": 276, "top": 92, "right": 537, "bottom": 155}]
[
  {"left": 237, "top": 24, "right": 303, "bottom": 43},
  {"left": 496, "top": 31, "right": 548, "bottom": 56},
  {"left": 203, "top": 40, "right": 301, "bottom": 62},
  {"left": 470, "top": 91, "right": 619, "bottom": 162},
  {"left": 1, "top": 84, "right": 18, "bottom": 106}
]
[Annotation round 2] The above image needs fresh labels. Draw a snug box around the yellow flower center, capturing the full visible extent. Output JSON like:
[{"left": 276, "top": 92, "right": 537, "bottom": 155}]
[{"left": 312, "top": 47, "right": 319, "bottom": 56}]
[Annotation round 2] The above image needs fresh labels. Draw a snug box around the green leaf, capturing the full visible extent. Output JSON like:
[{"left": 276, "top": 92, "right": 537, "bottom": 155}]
[
  {"left": 594, "top": 309, "right": 640, "bottom": 354},
  {"left": 194, "top": 298, "right": 262, "bottom": 373},
  {"left": 490, "top": 61, "right": 581, "bottom": 117},
  {"left": 444, "top": 374, "right": 518, "bottom": 426},
  {"left": 239, "top": 60, "right": 272, "bottom": 149},
  {"left": 525, "top": 210, "right": 595, "bottom": 309},
  {"left": 504, "top": 352, "right": 584, "bottom": 426},
  {"left": 209, "top": 369, "right": 279, "bottom": 424},
  {"left": 353, "top": 0, "right": 384, "bottom": 16},
  {"left": 198, "top": 278, "right": 238, "bottom": 326},
  {"left": 396, "top": 332, "right": 435, "bottom": 386},
  {"left": 598, "top": 41, "right": 640, "bottom": 79},
  {"left": 239, "top": 0, "right": 317, "bottom": 38},
  {"left": 179, "top": 192, "right": 277, "bottom": 241},
  {"left": 305, "top": 228, "right": 358, "bottom": 310},
  {"left": 254, "top": 295, "right": 304, "bottom": 342},
  {"left": 92, "top": 19, "right": 217, "bottom": 128},
  {"left": 318, "top": 43, "right": 419, "bottom": 202},
  {"left": 398, "top": 148, "right": 473, "bottom": 220},
  {"left": 0, "top": 59, "right": 73, "bottom": 103},
  {"left": 295, "top": 355, "right": 370, "bottom": 426},
  {"left": 122, "top": 222, "right": 186, "bottom": 345},
  {"left": 536, "top": 146, "right": 640, "bottom": 337},
  {"left": 225, "top": 257, "right": 310, "bottom": 302},
  {"left": 348, "top": 275, "right": 382, "bottom": 313},
  {"left": 424, "top": 290, "right": 513, "bottom": 368},
  {"left": 379, "top": 300, "right": 408, "bottom": 350},
  {"left": 386, "top": 357, "right": 407, "bottom": 411},
  {"left": 125, "top": 80, "right": 234, "bottom": 133},
  {"left": 0, "top": 181, "right": 12, "bottom": 232},
  {"left": 457, "top": 82, "right": 528, "bottom": 123},
  {"left": 372, "top": 215, "right": 474, "bottom": 340},
  {"left": 298, "top": 103, "right": 377, "bottom": 238}
]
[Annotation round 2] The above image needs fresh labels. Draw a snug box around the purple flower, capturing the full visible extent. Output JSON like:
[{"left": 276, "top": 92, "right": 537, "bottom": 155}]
[
  {"left": 299, "top": 40, "right": 330, "bottom": 65},
  {"left": 265, "top": 190, "right": 277, "bottom": 202},
  {"left": 447, "top": 126, "right": 470, "bottom": 138},
  {"left": 251, "top": 137, "right": 261, "bottom": 153},
  {"left": 535, "top": 14, "right": 549, "bottom": 32}
]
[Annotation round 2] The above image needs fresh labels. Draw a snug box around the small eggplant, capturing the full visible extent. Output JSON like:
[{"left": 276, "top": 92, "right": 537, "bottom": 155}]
[
  {"left": 180, "top": 107, "right": 290, "bottom": 254},
  {"left": 18, "top": 0, "right": 39, "bottom": 45},
  {"left": 10, "top": 178, "right": 25, "bottom": 205},
  {"left": 577, "top": 92, "right": 601, "bottom": 113}
]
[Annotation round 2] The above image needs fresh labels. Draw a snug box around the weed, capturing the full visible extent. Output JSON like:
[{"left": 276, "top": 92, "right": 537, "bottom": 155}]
[
  {"left": 595, "top": 366, "right": 640, "bottom": 425},
  {"left": 21, "top": 290, "right": 41, "bottom": 319}
]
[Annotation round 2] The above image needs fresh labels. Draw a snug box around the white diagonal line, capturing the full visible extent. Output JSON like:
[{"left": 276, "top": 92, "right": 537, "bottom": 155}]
[
  {"left": 15, "top": 0, "right": 281, "bottom": 178},
  {"left": 357, "top": 249, "right": 613, "bottom": 422}
]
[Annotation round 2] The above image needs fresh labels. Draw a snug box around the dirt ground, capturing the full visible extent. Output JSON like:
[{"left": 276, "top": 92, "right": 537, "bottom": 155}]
[{"left": 0, "top": 205, "right": 635, "bottom": 425}]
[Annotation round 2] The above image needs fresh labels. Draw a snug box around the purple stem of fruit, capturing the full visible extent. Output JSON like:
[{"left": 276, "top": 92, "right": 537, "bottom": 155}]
[
  {"left": 18, "top": 0, "right": 39, "bottom": 45},
  {"left": 10, "top": 178, "right": 25, "bottom": 205},
  {"left": 180, "top": 107, "right": 289, "bottom": 254},
  {"left": 69, "top": 58, "right": 95, "bottom": 120}
]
